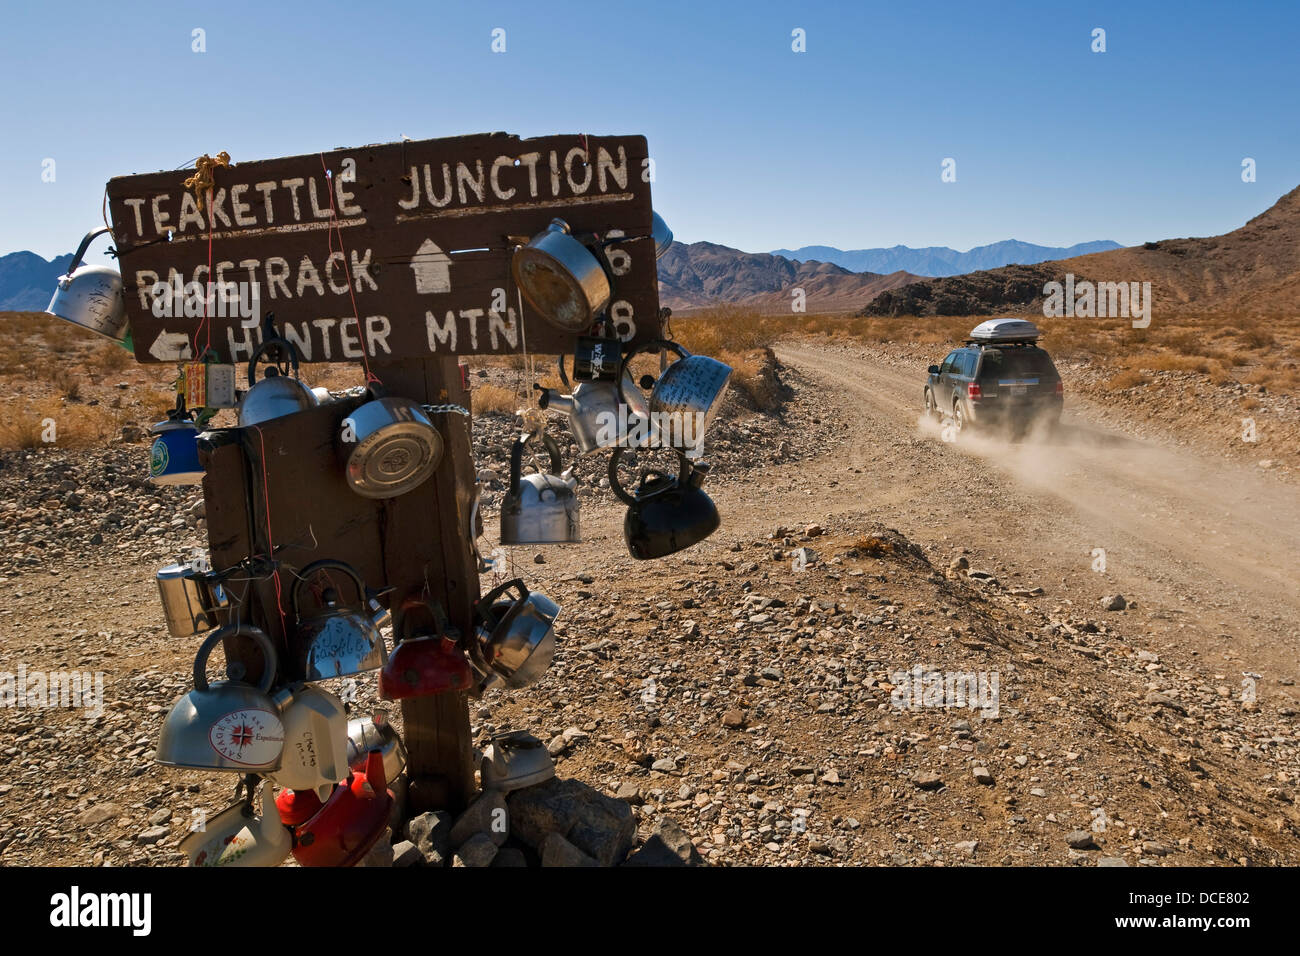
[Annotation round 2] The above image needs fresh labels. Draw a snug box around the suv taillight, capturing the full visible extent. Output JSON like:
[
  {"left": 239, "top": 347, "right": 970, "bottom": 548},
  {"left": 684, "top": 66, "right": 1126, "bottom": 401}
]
[
  {"left": 967, "top": 383, "right": 982, "bottom": 400},
  {"left": 1054, "top": 380, "right": 1064, "bottom": 396}
]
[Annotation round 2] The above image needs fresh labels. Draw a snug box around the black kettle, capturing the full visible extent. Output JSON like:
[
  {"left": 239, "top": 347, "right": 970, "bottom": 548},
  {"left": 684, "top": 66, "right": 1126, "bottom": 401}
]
[{"left": 608, "top": 447, "right": 720, "bottom": 560}]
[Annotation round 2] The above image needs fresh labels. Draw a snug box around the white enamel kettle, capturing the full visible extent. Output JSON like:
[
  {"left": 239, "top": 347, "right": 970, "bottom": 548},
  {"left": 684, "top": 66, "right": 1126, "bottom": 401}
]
[
  {"left": 180, "top": 781, "right": 292, "bottom": 868},
  {"left": 267, "top": 683, "right": 350, "bottom": 800}
]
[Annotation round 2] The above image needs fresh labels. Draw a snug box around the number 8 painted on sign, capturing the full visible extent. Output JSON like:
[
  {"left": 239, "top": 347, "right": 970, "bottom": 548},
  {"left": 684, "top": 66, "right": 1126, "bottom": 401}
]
[{"left": 610, "top": 301, "right": 636, "bottom": 341}]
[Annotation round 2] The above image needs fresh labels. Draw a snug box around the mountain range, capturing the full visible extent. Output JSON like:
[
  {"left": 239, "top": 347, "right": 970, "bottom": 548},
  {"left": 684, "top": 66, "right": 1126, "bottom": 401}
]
[
  {"left": 5, "top": 195, "right": 1293, "bottom": 320},
  {"left": 0, "top": 237, "right": 1121, "bottom": 317},
  {"left": 769, "top": 239, "right": 1123, "bottom": 277},
  {"left": 0, "top": 250, "right": 73, "bottom": 311},
  {"left": 863, "top": 185, "right": 1300, "bottom": 317},
  {"left": 655, "top": 242, "right": 921, "bottom": 313}
]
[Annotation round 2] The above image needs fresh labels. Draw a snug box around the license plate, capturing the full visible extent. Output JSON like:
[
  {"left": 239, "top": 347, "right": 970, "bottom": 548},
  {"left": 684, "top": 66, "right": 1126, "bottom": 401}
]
[{"left": 1010, "top": 385, "right": 1027, "bottom": 397}]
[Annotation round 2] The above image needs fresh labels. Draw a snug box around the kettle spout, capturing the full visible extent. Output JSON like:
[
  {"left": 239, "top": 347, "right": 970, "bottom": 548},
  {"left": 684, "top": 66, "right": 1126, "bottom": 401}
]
[{"left": 535, "top": 385, "right": 576, "bottom": 416}]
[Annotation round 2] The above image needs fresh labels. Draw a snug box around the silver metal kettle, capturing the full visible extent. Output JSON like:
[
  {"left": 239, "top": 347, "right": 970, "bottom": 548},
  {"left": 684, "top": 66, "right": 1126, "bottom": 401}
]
[
  {"left": 238, "top": 335, "right": 317, "bottom": 426},
  {"left": 293, "top": 560, "right": 389, "bottom": 680},
  {"left": 45, "top": 227, "right": 130, "bottom": 346},
  {"left": 155, "top": 625, "right": 285, "bottom": 773},
  {"left": 620, "top": 339, "right": 732, "bottom": 456},
  {"left": 535, "top": 355, "right": 649, "bottom": 455},
  {"left": 500, "top": 431, "right": 580, "bottom": 545},
  {"left": 471, "top": 578, "right": 561, "bottom": 690}
]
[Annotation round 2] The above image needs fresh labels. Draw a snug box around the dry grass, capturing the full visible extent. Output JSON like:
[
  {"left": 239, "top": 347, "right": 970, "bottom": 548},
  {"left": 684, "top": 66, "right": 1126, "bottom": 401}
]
[
  {"left": 845, "top": 535, "right": 897, "bottom": 557},
  {"left": 663, "top": 305, "right": 1300, "bottom": 398},
  {"left": 1105, "top": 369, "right": 1149, "bottom": 390},
  {"left": 0, "top": 401, "right": 122, "bottom": 450},
  {"left": 473, "top": 383, "right": 524, "bottom": 416}
]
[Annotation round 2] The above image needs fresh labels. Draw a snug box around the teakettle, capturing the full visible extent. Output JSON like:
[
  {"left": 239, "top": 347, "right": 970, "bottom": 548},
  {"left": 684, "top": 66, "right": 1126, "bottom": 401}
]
[
  {"left": 148, "top": 403, "right": 203, "bottom": 486},
  {"left": 379, "top": 599, "right": 473, "bottom": 700},
  {"left": 292, "top": 749, "right": 392, "bottom": 868},
  {"left": 500, "top": 431, "right": 580, "bottom": 545},
  {"left": 293, "top": 560, "right": 389, "bottom": 680},
  {"left": 608, "top": 447, "right": 720, "bottom": 560},
  {"left": 238, "top": 334, "right": 318, "bottom": 427},
  {"left": 620, "top": 339, "right": 732, "bottom": 456},
  {"left": 471, "top": 579, "right": 561, "bottom": 691},
  {"left": 651, "top": 211, "right": 674, "bottom": 259},
  {"left": 45, "top": 227, "right": 130, "bottom": 346},
  {"left": 480, "top": 730, "right": 556, "bottom": 792},
  {"left": 511, "top": 218, "right": 611, "bottom": 331},
  {"left": 155, "top": 561, "right": 230, "bottom": 638},
  {"left": 181, "top": 781, "right": 292, "bottom": 868},
  {"left": 267, "top": 683, "right": 350, "bottom": 800},
  {"left": 155, "top": 625, "right": 285, "bottom": 772},
  {"left": 346, "top": 710, "right": 407, "bottom": 782},
  {"left": 339, "top": 388, "right": 443, "bottom": 499},
  {"left": 535, "top": 354, "right": 650, "bottom": 455},
  {"left": 276, "top": 785, "right": 327, "bottom": 827}
]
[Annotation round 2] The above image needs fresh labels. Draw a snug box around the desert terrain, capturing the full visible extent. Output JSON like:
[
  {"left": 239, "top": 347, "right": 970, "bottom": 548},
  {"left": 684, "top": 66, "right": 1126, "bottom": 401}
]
[{"left": 0, "top": 299, "right": 1296, "bottom": 865}]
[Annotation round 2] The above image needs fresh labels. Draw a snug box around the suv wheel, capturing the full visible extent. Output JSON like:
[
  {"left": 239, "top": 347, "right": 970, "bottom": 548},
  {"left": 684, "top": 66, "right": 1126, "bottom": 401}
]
[
  {"left": 953, "top": 402, "right": 967, "bottom": 435},
  {"left": 924, "top": 389, "right": 937, "bottom": 421}
]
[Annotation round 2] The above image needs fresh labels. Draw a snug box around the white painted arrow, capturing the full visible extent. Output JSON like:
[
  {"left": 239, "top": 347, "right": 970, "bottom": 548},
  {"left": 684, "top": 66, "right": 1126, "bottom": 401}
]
[
  {"left": 149, "top": 330, "right": 192, "bottom": 362},
  {"left": 411, "top": 239, "right": 452, "bottom": 294}
]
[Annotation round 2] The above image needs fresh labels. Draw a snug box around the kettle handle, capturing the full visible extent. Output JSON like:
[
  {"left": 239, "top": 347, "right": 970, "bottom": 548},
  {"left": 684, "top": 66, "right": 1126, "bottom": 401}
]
[
  {"left": 193, "top": 625, "right": 277, "bottom": 694},
  {"left": 247, "top": 335, "right": 301, "bottom": 388},
  {"left": 617, "top": 338, "right": 690, "bottom": 409},
  {"left": 292, "top": 559, "right": 368, "bottom": 621},
  {"left": 557, "top": 353, "right": 571, "bottom": 390},
  {"left": 63, "top": 226, "right": 114, "bottom": 277},
  {"left": 397, "top": 597, "right": 452, "bottom": 643},
  {"left": 474, "top": 578, "right": 528, "bottom": 628},
  {"left": 607, "top": 446, "right": 691, "bottom": 506},
  {"left": 508, "top": 431, "right": 563, "bottom": 498}
]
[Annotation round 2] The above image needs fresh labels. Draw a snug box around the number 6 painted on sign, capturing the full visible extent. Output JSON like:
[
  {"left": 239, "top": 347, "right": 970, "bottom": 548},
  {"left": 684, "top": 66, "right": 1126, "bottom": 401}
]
[
  {"left": 604, "top": 229, "right": 632, "bottom": 276},
  {"left": 609, "top": 301, "right": 636, "bottom": 341}
]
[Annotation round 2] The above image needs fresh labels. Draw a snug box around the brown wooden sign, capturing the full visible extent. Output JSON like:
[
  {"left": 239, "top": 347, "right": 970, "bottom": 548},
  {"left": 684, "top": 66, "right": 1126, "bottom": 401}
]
[{"left": 107, "top": 132, "right": 660, "bottom": 364}]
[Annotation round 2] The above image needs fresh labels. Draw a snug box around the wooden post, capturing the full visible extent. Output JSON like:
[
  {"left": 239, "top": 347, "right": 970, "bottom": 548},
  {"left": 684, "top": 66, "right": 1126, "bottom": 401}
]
[
  {"left": 372, "top": 356, "right": 478, "bottom": 814},
  {"left": 199, "top": 355, "right": 480, "bottom": 819}
]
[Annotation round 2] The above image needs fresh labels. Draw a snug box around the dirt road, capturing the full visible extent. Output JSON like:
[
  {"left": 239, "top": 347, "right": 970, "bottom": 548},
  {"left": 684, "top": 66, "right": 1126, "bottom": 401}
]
[{"left": 773, "top": 341, "right": 1300, "bottom": 688}]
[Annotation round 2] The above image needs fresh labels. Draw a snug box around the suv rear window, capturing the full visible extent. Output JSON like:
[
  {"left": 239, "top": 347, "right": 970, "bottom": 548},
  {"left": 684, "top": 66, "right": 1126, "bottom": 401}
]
[{"left": 977, "top": 347, "right": 1057, "bottom": 382}]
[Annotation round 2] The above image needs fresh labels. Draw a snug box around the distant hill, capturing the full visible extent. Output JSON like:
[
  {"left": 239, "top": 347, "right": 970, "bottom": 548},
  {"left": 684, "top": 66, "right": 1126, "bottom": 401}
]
[
  {"left": 0, "top": 250, "right": 72, "bottom": 311},
  {"left": 770, "top": 239, "right": 1122, "bottom": 277},
  {"left": 657, "top": 241, "right": 920, "bottom": 314},
  {"left": 862, "top": 185, "right": 1300, "bottom": 317}
]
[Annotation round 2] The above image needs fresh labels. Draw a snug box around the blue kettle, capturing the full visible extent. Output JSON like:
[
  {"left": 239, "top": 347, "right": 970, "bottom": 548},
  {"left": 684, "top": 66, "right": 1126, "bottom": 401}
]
[{"left": 149, "top": 404, "right": 203, "bottom": 486}]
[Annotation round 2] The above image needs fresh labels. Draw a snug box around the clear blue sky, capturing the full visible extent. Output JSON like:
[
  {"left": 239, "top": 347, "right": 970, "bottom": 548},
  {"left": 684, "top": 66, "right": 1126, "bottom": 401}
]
[{"left": 2, "top": 0, "right": 1297, "bottom": 263}]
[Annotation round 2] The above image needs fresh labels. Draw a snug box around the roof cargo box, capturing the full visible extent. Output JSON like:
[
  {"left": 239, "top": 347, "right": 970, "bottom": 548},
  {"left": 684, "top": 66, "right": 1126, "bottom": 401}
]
[{"left": 969, "top": 319, "right": 1040, "bottom": 343}]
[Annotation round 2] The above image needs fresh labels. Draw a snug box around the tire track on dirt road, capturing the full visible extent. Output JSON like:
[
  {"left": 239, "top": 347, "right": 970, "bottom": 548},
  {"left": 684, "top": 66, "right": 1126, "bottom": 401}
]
[{"left": 775, "top": 341, "right": 1300, "bottom": 684}]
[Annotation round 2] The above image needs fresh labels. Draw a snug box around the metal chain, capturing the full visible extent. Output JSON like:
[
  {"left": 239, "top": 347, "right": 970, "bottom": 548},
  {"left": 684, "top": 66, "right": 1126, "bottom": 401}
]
[{"left": 421, "top": 403, "right": 470, "bottom": 417}]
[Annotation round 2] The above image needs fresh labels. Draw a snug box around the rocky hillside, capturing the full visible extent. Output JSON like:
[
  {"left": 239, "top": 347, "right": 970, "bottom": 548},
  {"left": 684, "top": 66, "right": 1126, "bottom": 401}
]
[
  {"left": 864, "top": 185, "right": 1300, "bottom": 317},
  {"left": 658, "top": 241, "right": 919, "bottom": 314}
]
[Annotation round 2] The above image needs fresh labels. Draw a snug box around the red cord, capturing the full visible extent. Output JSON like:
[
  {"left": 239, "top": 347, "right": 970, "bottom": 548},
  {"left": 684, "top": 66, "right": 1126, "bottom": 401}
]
[
  {"left": 319, "top": 153, "right": 379, "bottom": 387},
  {"left": 191, "top": 187, "right": 215, "bottom": 359},
  {"left": 252, "top": 424, "right": 288, "bottom": 635}
]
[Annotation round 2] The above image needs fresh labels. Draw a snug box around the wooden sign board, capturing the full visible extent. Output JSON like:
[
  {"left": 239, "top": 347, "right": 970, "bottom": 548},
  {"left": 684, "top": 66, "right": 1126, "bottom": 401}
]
[{"left": 107, "top": 132, "right": 661, "bottom": 364}]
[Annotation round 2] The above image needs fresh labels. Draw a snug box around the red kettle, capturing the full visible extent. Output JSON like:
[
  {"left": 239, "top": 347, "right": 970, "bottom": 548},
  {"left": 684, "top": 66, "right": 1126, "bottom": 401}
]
[
  {"left": 275, "top": 785, "right": 327, "bottom": 827},
  {"left": 379, "top": 598, "right": 473, "bottom": 700},
  {"left": 291, "top": 749, "right": 392, "bottom": 867}
]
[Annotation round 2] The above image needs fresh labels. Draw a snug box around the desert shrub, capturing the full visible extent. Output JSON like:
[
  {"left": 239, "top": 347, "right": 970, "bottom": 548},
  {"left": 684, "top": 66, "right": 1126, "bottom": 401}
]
[
  {"left": 1105, "top": 369, "right": 1148, "bottom": 390},
  {"left": 472, "top": 383, "right": 523, "bottom": 416}
]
